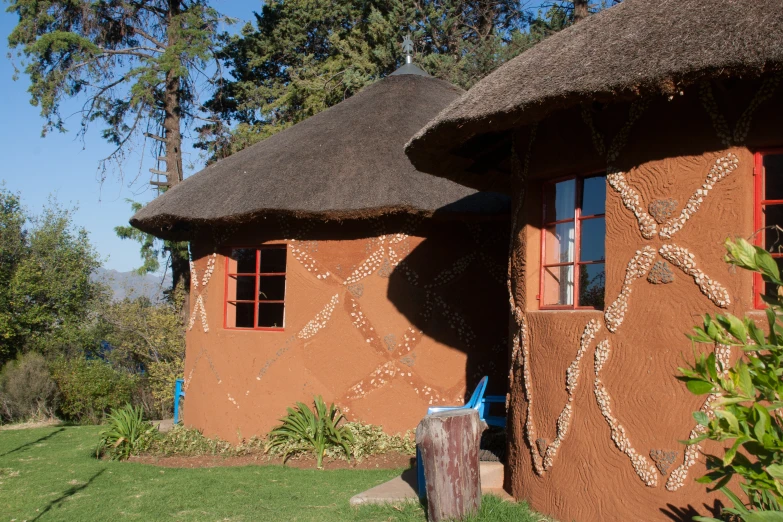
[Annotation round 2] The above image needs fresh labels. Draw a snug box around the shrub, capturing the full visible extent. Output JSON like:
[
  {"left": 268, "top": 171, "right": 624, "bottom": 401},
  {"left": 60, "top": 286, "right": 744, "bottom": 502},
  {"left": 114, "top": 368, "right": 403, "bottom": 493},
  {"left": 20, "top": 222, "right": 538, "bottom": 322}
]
[
  {"left": 680, "top": 238, "right": 783, "bottom": 521},
  {"left": 0, "top": 352, "right": 58, "bottom": 423},
  {"left": 146, "top": 425, "right": 243, "bottom": 457},
  {"left": 267, "top": 396, "right": 353, "bottom": 469},
  {"left": 97, "top": 404, "right": 157, "bottom": 460},
  {"left": 324, "top": 422, "right": 415, "bottom": 460},
  {"left": 50, "top": 357, "right": 139, "bottom": 424}
]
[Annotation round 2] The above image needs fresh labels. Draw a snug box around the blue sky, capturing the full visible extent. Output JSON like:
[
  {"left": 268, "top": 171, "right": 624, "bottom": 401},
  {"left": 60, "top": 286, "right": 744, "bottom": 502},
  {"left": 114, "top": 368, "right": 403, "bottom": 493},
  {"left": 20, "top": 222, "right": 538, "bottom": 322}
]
[{"left": 0, "top": 1, "right": 262, "bottom": 272}]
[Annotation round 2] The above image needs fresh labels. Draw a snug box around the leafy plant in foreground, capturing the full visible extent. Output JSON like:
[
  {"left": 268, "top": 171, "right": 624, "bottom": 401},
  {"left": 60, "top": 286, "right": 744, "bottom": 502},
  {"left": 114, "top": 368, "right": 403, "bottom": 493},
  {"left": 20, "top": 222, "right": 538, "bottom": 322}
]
[
  {"left": 680, "top": 238, "right": 783, "bottom": 521},
  {"left": 97, "top": 404, "right": 156, "bottom": 461},
  {"left": 267, "top": 396, "right": 353, "bottom": 469}
]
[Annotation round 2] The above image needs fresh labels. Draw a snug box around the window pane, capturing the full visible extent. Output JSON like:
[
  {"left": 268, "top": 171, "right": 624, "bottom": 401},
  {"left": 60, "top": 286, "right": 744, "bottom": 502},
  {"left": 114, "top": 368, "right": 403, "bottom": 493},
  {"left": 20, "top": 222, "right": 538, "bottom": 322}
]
[
  {"left": 764, "top": 257, "right": 783, "bottom": 301},
  {"left": 231, "top": 249, "right": 256, "bottom": 274},
  {"left": 543, "top": 265, "right": 574, "bottom": 306},
  {"left": 544, "top": 222, "right": 575, "bottom": 264},
  {"left": 579, "top": 264, "right": 605, "bottom": 309},
  {"left": 231, "top": 276, "right": 256, "bottom": 301},
  {"left": 764, "top": 154, "right": 783, "bottom": 201},
  {"left": 259, "top": 276, "right": 286, "bottom": 301},
  {"left": 580, "top": 218, "right": 606, "bottom": 262},
  {"left": 763, "top": 205, "right": 783, "bottom": 254},
  {"left": 232, "top": 302, "right": 255, "bottom": 328},
  {"left": 581, "top": 176, "right": 606, "bottom": 216},
  {"left": 260, "top": 247, "right": 286, "bottom": 273},
  {"left": 258, "top": 303, "right": 285, "bottom": 328},
  {"left": 544, "top": 179, "right": 576, "bottom": 222}
]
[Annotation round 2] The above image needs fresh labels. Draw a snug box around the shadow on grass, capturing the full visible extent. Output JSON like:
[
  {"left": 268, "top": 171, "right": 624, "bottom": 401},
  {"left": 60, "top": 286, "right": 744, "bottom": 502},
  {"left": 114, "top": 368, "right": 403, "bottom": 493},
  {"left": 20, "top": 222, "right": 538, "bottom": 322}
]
[
  {"left": 31, "top": 468, "right": 106, "bottom": 521},
  {"left": 0, "top": 427, "right": 65, "bottom": 458}
]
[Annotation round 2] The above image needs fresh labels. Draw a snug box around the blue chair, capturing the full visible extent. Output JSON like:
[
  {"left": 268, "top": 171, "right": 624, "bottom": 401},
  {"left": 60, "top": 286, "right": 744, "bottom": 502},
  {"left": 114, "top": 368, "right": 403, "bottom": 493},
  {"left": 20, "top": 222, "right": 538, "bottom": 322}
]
[
  {"left": 174, "top": 378, "right": 185, "bottom": 425},
  {"left": 416, "top": 376, "right": 506, "bottom": 498}
]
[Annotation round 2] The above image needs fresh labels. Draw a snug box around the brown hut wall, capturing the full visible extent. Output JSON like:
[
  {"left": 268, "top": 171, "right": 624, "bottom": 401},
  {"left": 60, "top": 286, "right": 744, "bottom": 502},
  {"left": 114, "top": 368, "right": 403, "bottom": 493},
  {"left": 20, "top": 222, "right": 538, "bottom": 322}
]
[
  {"left": 181, "top": 216, "right": 509, "bottom": 441},
  {"left": 506, "top": 80, "right": 781, "bottom": 521}
]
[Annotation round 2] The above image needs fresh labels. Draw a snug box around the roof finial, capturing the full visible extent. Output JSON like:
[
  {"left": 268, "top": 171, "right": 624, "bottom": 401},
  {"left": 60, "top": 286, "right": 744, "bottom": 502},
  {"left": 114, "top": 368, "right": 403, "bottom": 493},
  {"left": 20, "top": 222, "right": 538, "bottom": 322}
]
[{"left": 402, "top": 34, "right": 413, "bottom": 64}]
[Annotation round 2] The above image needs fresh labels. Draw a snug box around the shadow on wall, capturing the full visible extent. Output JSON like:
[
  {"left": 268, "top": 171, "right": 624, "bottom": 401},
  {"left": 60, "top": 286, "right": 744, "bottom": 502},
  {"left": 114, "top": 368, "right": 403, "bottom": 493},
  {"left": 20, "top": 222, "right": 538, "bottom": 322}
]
[{"left": 386, "top": 217, "right": 511, "bottom": 401}]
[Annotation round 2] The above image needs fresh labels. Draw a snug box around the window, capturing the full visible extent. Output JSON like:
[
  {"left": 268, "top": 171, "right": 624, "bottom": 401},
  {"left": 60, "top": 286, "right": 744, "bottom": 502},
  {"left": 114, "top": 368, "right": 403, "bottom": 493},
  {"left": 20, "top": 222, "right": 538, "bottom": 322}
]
[
  {"left": 754, "top": 150, "right": 783, "bottom": 308},
  {"left": 225, "top": 246, "right": 287, "bottom": 329},
  {"left": 540, "top": 174, "right": 606, "bottom": 309}
]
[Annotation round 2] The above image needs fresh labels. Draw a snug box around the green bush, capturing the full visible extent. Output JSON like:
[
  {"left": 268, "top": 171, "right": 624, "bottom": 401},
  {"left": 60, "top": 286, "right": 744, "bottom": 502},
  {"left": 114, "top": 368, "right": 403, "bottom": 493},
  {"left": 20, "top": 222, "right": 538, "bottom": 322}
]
[
  {"left": 324, "top": 422, "right": 415, "bottom": 460},
  {"left": 146, "top": 425, "right": 252, "bottom": 457},
  {"left": 680, "top": 238, "right": 783, "bottom": 521},
  {"left": 0, "top": 352, "right": 58, "bottom": 423},
  {"left": 267, "top": 396, "right": 353, "bottom": 469},
  {"left": 96, "top": 404, "right": 157, "bottom": 460},
  {"left": 51, "top": 358, "right": 139, "bottom": 424}
]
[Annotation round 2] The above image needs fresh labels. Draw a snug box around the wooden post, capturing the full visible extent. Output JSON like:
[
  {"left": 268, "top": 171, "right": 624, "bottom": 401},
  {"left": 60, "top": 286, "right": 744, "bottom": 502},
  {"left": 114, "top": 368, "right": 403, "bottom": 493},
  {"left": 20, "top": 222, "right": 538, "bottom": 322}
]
[{"left": 416, "top": 409, "right": 485, "bottom": 521}]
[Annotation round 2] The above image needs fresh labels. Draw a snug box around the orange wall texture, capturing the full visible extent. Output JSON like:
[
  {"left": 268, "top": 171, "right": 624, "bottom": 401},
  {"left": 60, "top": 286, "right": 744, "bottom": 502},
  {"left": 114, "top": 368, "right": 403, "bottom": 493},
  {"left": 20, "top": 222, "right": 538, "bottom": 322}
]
[
  {"left": 505, "top": 76, "right": 783, "bottom": 521},
  {"left": 182, "top": 217, "right": 509, "bottom": 442}
]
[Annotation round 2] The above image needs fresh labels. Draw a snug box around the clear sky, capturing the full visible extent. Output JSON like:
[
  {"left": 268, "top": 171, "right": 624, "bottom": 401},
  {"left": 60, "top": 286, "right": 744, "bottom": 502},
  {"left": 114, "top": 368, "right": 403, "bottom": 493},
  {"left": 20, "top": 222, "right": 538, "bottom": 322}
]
[{"left": 0, "top": 1, "right": 262, "bottom": 273}]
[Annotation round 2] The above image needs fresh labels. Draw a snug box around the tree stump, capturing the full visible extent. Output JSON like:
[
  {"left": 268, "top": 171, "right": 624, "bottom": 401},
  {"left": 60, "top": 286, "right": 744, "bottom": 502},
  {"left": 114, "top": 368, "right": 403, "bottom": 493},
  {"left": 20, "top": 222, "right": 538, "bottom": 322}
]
[{"left": 416, "top": 409, "right": 485, "bottom": 522}]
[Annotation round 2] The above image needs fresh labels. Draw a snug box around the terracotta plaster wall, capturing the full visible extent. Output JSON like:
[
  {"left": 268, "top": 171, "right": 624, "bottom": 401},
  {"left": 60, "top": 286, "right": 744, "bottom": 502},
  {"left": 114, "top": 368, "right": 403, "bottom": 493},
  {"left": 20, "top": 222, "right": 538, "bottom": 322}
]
[
  {"left": 506, "top": 77, "right": 782, "bottom": 522},
  {"left": 181, "top": 217, "right": 509, "bottom": 442}
]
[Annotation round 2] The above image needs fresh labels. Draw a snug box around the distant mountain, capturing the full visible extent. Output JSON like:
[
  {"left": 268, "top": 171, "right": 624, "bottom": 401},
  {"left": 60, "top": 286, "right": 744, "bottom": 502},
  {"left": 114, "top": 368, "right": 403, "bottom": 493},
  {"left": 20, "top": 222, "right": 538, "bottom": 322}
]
[{"left": 94, "top": 268, "right": 171, "bottom": 302}]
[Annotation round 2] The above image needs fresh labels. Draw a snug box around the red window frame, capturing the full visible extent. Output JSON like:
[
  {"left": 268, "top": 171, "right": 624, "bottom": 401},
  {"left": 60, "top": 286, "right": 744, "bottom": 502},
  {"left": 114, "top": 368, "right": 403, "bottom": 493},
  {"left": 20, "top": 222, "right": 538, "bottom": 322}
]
[
  {"left": 753, "top": 149, "right": 783, "bottom": 309},
  {"left": 223, "top": 245, "right": 287, "bottom": 331},
  {"left": 539, "top": 173, "right": 606, "bottom": 310}
]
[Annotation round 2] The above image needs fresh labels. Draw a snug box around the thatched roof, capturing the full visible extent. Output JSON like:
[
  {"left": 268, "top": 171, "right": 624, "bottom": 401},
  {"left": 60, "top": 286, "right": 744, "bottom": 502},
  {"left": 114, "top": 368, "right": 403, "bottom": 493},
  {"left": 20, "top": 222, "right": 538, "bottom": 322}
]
[
  {"left": 132, "top": 72, "right": 509, "bottom": 240},
  {"left": 405, "top": 0, "right": 783, "bottom": 190}
]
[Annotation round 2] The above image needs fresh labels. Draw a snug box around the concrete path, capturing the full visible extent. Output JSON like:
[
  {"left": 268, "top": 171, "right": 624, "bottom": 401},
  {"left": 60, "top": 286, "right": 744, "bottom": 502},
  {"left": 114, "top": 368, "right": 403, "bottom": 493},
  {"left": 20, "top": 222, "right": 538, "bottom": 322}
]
[
  {"left": 349, "top": 462, "right": 513, "bottom": 506},
  {"left": 153, "top": 419, "right": 174, "bottom": 433}
]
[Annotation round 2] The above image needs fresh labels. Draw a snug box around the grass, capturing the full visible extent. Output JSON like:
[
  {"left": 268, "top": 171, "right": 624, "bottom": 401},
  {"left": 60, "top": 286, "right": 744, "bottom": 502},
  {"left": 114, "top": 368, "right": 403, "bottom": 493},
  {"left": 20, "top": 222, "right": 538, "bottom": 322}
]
[{"left": 0, "top": 425, "right": 546, "bottom": 521}]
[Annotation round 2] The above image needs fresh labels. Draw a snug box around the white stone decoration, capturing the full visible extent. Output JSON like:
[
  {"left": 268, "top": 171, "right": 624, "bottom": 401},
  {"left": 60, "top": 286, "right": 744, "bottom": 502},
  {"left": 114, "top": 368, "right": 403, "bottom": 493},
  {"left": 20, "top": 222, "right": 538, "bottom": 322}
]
[
  {"left": 188, "top": 253, "right": 217, "bottom": 333},
  {"left": 594, "top": 339, "right": 659, "bottom": 487}
]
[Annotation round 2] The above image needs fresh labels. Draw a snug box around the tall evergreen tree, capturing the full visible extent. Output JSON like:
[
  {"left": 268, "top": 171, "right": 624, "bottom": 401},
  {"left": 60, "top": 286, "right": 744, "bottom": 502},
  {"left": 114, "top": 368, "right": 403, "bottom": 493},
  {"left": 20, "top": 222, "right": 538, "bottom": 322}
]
[
  {"left": 6, "top": 0, "right": 228, "bottom": 297},
  {"left": 196, "top": 0, "right": 613, "bottom": 161}
]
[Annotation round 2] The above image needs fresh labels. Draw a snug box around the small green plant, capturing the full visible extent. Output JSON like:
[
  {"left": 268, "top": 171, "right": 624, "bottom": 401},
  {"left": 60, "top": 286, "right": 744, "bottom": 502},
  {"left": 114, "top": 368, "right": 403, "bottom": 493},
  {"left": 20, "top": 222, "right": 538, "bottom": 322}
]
[
  {"left": 267, "top": 396, "right": 353, "bottom": 469},
  {"left": 325, "top": 422, "right": 415, "bottom": 460},
  {"left": 97, "top": 404, "right": 156, "bottom": 460},
  {"left": 680, "top": 238, "right": 783, "bottom": 521}
]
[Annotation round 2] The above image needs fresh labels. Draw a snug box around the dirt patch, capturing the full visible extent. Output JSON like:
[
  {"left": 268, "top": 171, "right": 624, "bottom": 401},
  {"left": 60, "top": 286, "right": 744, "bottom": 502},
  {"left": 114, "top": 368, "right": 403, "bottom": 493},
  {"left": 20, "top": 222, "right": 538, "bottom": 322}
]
[{"left": 128, "top": 452, "right": 415, "bottom": 470}]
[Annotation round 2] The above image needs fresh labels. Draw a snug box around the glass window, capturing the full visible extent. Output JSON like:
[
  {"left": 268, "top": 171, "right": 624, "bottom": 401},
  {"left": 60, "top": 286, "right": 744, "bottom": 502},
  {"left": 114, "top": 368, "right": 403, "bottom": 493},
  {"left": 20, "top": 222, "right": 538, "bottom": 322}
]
[
  {"left": 226, "top": 245, "right": 287, "bottom": 328},
  {"left": 541, "top": 174, "right": 606, "bottom": 309},
  {"left": 756, "top": 152, "right": 783, "bottom": 307}
]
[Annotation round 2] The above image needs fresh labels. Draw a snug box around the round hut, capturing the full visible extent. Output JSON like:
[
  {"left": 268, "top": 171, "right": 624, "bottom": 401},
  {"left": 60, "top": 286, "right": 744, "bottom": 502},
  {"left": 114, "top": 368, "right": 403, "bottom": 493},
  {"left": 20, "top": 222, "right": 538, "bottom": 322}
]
[
  {"left": 131, "top": 65, "right": 511, "bottom": 441},
  {"left": 405, "top": 0, "right": 783, "bottom": 520}
]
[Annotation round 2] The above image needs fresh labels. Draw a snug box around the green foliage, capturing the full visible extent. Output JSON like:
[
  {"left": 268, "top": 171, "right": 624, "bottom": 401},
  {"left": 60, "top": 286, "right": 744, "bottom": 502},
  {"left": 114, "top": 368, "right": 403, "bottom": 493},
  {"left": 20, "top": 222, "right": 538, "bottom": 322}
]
[
  {"left": 328, "top": 422, "right": 415, "bottom": 460},
  {"left": 6, "top": 0, "right": 226, "bottom": 171},
  {"left": 680, "top": 238, "right": 783, "bottom": 521},
  {"left": 267, "top": 396, "right": 354, "bottom": 469},
  {"left": 0, "top": 352, "right": 58, "bottom": 423},
  {"left": 196, "top": 0, "right": 599, "bottom": 161},
  {"left": 0, "top": 188, "right": 105, "bottom": 363},
  {"left": 0, "top": 188, "right": 27, "bottom": 362},
  {"left": 146, "top": 424, "right": 263, "bottom": 457},
  {"left": 50, "top": 358, "right": 139, "bottom": 424},
  {"left": 96, "top": 404, "right": 157, "bottom": 461},
  {"left": 99, "top": 287, "right": 186, "bottom": 416}
]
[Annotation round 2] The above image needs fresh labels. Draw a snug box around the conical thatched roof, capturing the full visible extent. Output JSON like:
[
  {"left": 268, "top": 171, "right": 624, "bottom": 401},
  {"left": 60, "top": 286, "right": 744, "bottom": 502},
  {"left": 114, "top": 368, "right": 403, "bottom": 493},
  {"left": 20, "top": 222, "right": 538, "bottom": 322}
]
[
  {"left": 132, "top": 72, "right": 509, "bottom": 239},
  {"left": 405, "top": 0, "right": 783, "bottom": 190}
]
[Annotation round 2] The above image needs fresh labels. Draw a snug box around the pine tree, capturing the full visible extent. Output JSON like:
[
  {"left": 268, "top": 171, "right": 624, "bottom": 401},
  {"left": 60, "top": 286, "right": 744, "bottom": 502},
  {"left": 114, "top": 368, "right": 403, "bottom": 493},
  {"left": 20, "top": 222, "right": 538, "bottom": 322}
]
[{"left": 7, "top": 0, "right": 228, "bottom": 298}]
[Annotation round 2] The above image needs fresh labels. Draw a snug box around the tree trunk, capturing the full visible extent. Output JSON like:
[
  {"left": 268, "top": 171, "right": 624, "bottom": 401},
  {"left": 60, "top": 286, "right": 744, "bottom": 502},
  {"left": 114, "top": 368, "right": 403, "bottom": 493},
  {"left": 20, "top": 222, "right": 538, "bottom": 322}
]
[
  {"left": 163, "top": 0, "right": 183, "bottom": 190},
  {"left": 162, "top": 0, "right": 189, "bottom": 313},
  {"left": 416, "top": 409, "right": 485, "bottom": 522},
  {"left": 573, "top": 0, "right": 589, "bottom": 23}
]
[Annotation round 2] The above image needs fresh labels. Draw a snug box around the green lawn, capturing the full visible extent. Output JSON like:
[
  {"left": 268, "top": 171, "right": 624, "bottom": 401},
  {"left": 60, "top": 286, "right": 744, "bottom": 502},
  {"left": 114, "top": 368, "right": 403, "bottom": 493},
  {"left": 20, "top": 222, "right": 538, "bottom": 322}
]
[{"left": 0, "top": 425, "right": 542, "bottom": 521}]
